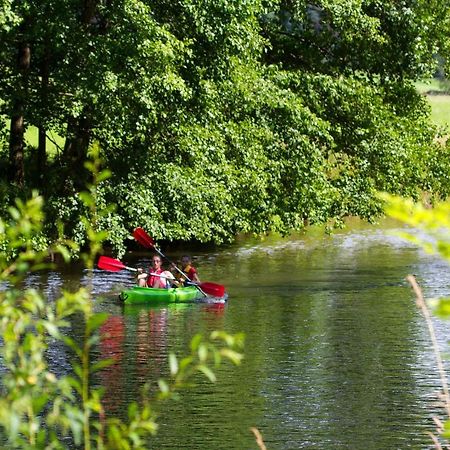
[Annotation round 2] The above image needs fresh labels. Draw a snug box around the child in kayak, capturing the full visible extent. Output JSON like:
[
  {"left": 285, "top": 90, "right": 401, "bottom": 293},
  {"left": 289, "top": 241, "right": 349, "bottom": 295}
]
[
  {"left": 136, "top": 265, "right": 175, "bottom": 288},
  {"left": 147, "top": 255, "right": 166, "bottom": 288},
  {"left": 172, "top": 255, "right": 200, "bottom": 286}
]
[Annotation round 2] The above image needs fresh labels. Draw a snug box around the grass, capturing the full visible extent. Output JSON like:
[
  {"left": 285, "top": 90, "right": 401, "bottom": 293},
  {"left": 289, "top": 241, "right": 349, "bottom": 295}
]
[
  {"left": 427, "top": 95, "right": 450, "bottom": 130},
  {"left": 2, "top": 115, "right": 64, "bottom": 156},
  {"left": 24, "top": 126, "right": 65, "bottom": 156},
  {"left": 415, "top": 78, "right": 446, "bottom": 94},
  {"left": 416, "top": 79, "right": 450, "bottom": 131}
]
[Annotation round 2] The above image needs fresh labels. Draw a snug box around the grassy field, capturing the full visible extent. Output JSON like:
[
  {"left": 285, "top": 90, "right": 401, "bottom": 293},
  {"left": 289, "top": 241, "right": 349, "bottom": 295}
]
[
  {"left": 2, "top": 116, "right": 64, "bottom": 156},
  {"left": 24, "top": 126, "right": 65, "bottom": 155},
  {"left": 427, "top": 95, "right": 450, "bottom": 130},
  {"left": 416, "top": 79, "right": 450, "bottom": 131},
  {"left": 416, "top": 79, "right": 443, "bottom": 94}
]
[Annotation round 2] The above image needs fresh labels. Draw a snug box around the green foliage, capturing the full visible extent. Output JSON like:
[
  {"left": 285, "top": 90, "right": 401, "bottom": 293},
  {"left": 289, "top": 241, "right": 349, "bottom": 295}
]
[
  {"left": 262, "top": 0, "right": 450, "bottom": 79},
  {"left": 381, "top": 194, "right": 450, "bottom": 263},
  {"left": 0, "top": 154, "right": 244, "bottom": 448},
  {"left": 1, "top": 0, "right": 450, "bottom": 251}
]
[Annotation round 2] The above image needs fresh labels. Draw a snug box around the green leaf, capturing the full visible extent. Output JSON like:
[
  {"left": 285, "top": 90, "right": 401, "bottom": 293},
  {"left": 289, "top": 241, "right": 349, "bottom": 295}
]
[
  {"left": 79, "top": 191, "right": 94, "bottom": 208},
  {"left": 91, "top": 358, "right": 115, "bottom": 373},
  {"left": 86, "top": 312, "right": 109, "bottom": 334},
  {"left": 432, "top": 297, "right": 450, "bottom": 319},
  {"left": 190, "top": 333, "right": 203, "bottom": 352},
  {"left": 197, "top": 365, "right": 216, "bottom": 382},
  {"left": 158, "top": 379, "right": 169, "bottom": 394},
  {"left": 198, "top": 344, "right": 208, "bottom": 362},
  {"left": 169, "top": 353, "right": 178, "bottom": 376}
]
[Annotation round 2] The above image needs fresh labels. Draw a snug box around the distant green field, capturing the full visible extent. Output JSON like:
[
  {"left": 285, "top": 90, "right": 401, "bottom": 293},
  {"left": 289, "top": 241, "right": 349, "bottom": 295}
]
[
  {"left": 415, "top": 78, "right": 450, "bottom": 94},
  {"left": 24, "top": 126, "right": 65, "bottom": 156},
  {"left": 2, "top": 116, "right": 64, "bottom": 156},
  {"left": 415, "top": 79, "right": 450, "bottom": 131},
  {"left": 427, "top": 95, "right": 450, "bottom": 130}
]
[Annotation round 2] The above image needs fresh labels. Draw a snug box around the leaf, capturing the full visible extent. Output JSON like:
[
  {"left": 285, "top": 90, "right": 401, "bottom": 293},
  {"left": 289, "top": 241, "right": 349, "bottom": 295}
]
[
  {"left": 42, "top": 322, "right": 61, "bottom": 339},
  {"left": 198, "top": 344, "right": 208, "bottom": 362},
  {"left": 78, "top": 191, "right": 94, "bottom": 208},
  {"left": 91, "top": 358, "right": 115, "bottom": 373},
  {"left": 190, "top": 333, "right": 203, "bottom": 352},
  {"left": 86, "top": 312, "right": 109, "bottom": 334},
  {"left": 220, "top": 348, "right": 244, "bottom": 365},
  {"left": 432, "top": 297, "right": 450, "bottom": 319},
  {"left": 97, "top": 169, "right": 112, "bottom": 183},
  {"left": 158, "top": 379, "right": 169, "bottom": 394},
  {"left": 169, "top": 353, "right": 178, "bottom": 376},
  {"left": 197, "top": 365, "right": 216, "bottom": 382},
  {"left": 32, "top": 394, "right": 50, "bottom": 414},
  {"left": 62, "top": 337, "right": 82, "bottom": 358}
]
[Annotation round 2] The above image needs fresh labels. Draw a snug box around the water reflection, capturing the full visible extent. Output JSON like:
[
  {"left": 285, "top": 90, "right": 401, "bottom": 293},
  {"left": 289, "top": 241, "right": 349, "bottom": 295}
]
[
  {"left": 18, "top": 220, "right": 450, "bottom": 449},
  {"left": 99, "top": 316, "right": 125, "bottom": 416}
]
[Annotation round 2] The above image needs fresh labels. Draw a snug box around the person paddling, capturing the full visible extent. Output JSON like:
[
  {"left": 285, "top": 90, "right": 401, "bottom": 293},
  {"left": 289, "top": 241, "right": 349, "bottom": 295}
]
[
  {"left": 147, "top": 255, "right": 166, "bottom": 288},
  {"left": 172, "top": 255, "right": 200, "bottom": 286}
]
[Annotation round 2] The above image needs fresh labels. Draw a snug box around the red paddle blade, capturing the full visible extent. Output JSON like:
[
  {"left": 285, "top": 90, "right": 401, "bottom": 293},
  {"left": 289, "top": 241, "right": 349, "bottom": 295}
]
[
  {"left": 98, "top": 256, "right": 126, "bottom": 272},
  {"left": 199, "top": 282, "right": 225, "bottom": 298},
  {"left": 133, "top": 227, "right": 155, "bottom": 249}
]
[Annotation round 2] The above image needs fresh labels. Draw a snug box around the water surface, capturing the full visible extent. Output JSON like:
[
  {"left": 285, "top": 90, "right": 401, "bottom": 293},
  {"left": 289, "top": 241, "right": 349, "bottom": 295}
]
[{"left": 43, "top": 221, "right": 450, "bottom": 449}]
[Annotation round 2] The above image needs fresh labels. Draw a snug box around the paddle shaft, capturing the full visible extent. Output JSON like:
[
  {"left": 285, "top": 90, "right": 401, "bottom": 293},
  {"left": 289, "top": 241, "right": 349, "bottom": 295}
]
[
  {"left": 151, "top": 246, "right": 193, "bottom": 282},
  {"left": 133, "top": 228, "right": 216, "bottom": 297},
  {"left": 140, "top": 239, "right": 206, "bottom": 295}
]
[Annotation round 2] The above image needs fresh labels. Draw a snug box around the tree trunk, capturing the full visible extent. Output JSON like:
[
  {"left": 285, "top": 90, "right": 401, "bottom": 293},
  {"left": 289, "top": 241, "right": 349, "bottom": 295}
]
[
  {"left": 62, "top": 113, "right": 92, "bottom": 188},
  {"left": 8, "top": 41, "right": 31, "bottom": 187},
  {"left": 9, "top": 105, "right": 25, "bottom": 187},
  {"left": 82, "top": 0, "right": 97, "bottom": 24},
  {"left": 60, "top": 0, "right": 99, "bottom": 189},
  {"left": 37, "top": 48, "right": 50, "bottom": 184},
  {"left": 38, "top": 127, "right": 46, "bottom": 173}
]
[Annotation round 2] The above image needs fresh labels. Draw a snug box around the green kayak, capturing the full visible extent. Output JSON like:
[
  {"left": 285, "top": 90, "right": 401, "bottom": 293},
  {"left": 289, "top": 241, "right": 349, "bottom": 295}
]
[{"left": 119, "top": 286, "right": 202, "bottom": 304}]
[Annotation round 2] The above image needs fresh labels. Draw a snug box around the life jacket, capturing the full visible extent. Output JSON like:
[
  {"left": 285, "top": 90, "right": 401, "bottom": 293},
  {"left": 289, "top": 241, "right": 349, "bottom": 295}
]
[
  {"left": 176, "top": 265, "right": 197, "bottom": 285},
  {"left": 147, "top": 268, "right": 164, "bottom": 288}
]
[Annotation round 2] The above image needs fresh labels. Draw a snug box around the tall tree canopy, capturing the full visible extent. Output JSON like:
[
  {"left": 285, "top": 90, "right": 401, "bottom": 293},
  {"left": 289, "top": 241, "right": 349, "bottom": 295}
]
[{"left": 1, "top": 0, "right": 449, "bottom": 253}]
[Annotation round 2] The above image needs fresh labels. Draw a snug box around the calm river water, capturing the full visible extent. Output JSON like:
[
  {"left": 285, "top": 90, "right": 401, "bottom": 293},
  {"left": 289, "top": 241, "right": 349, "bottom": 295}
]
[{"left": 39, "top": 220, "right": 450, "bottom": 449}]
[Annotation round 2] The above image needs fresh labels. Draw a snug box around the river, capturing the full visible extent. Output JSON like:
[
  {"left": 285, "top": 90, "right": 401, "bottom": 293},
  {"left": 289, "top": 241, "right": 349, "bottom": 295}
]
[{"left": 38, "top": 220, "right": 450, "bottom": 448}]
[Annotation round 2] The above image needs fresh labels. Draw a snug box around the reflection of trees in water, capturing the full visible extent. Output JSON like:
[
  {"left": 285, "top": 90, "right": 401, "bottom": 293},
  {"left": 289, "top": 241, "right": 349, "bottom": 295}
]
[
  {"left": 136, "top": 309, "right": 169, "bottom": 382},
  {"left": 98, "top": 302, "right": 227, "bottom": 417},
  {"left": 99, "top": 316, "right": 125, "bottom": 416}
]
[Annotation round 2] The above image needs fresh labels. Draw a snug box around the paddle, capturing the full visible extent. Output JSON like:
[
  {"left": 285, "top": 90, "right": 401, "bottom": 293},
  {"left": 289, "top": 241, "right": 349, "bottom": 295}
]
[
  {"left": 98, "top": 256, "right": 137, "bottom": 272},
  {"left": 98, "top": 256, "right": 183, "bottom": 289},
  {"left": 132, "top": 227, "right": 226, "bottom": 297}
]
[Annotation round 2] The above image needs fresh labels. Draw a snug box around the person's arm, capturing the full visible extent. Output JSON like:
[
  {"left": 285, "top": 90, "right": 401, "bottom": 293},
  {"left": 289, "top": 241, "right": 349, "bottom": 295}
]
[
  {"left": 137, "top": 268, "right": 148, "bottom": 287},
  {"left": 190, "top": 268, "right": 200, "bottom": 283}
]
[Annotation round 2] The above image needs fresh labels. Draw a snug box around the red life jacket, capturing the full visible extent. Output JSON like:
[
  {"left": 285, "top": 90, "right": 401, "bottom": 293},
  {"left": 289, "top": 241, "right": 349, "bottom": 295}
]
[{"left": 147, "top": 268, "right": 165, "bottom": 288}]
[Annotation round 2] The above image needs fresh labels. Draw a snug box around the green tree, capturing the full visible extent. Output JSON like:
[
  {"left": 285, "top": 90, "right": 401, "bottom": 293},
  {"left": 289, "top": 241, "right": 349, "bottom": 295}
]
[{"left": 1, "top": 0, "right": 450, "bottom": 253}]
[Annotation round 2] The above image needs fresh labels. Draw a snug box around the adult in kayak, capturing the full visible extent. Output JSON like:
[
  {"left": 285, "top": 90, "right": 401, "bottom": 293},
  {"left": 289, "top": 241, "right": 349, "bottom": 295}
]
[
  {"left": 147, "top": 255, "right": 166, "bottom": 288},
  {"left": 147, "top": 255, "right": 176, "bottom": 288}
]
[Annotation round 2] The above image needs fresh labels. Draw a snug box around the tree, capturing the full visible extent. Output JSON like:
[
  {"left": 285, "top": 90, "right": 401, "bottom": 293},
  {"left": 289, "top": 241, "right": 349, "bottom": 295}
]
[
  {"left": 1, "top": 0, "right": 450, "bottom": 252},
  {"left": 261, "top": 0, "right": 450, "bottom": 79}
]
